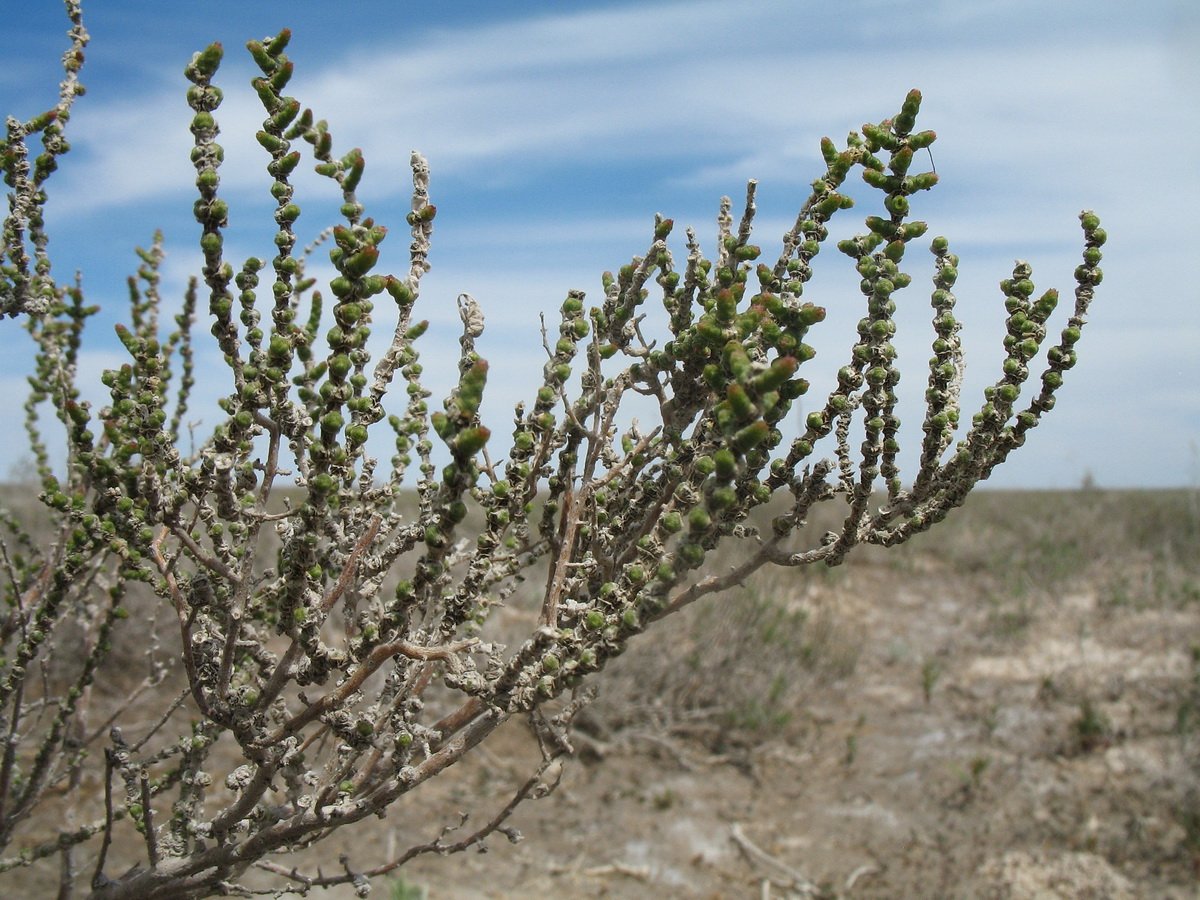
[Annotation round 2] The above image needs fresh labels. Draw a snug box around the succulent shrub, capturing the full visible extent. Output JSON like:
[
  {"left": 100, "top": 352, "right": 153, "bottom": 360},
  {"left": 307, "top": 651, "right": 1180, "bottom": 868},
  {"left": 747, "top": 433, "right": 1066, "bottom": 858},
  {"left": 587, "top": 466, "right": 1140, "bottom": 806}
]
[{"left": 0, "top": 4, "right": 1104, "bottom": 897}]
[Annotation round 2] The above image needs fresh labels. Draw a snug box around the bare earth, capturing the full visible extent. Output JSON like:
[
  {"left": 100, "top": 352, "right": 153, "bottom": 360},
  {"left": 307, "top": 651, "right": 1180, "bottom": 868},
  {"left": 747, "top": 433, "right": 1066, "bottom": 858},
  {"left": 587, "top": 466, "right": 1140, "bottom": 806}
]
[
  {"left": 6, "top": 490, "right": 1198, "bottom": 898},
  {"left": 307, "top": 492, "right": 1200, "bottom": 899}
]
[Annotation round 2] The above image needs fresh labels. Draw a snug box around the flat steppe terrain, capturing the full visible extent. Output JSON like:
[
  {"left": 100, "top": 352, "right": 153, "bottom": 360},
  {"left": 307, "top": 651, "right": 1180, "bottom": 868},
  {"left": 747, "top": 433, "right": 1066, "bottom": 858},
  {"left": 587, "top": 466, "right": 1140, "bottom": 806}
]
[{"left": 4, "top": 488, "right": 1198, "bottom": 898}]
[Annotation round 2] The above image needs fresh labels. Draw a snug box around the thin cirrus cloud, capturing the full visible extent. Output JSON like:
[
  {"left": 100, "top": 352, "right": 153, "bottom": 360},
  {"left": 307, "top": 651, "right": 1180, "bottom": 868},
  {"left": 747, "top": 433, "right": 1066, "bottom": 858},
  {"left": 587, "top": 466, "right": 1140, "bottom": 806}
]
[
  {"left": 2, "top": 0, "right": 1197, "bottom": 488},
  {"left": 48, "top": 3, "right": 1174, "bottom": 226}
]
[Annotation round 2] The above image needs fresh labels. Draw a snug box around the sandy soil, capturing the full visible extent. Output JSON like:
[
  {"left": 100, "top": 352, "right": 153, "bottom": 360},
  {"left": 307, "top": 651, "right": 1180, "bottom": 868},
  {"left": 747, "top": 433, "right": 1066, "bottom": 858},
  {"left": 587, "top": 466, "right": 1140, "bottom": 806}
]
[
  {"left": 4, "top": 491, "right": 1198, "bottom": 898},
  {"left": 300, "top": 508, "right": 1200, "bottom": 898}
]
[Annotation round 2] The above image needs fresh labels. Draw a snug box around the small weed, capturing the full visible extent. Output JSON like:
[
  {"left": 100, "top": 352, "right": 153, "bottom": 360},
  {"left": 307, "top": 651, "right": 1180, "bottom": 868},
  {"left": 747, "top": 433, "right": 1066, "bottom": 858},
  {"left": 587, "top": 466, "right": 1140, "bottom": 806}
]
[
  {"left": 969, "top": 754, "right": 991, "bottom": 789},
  {"left": 980, "top": 703, "right": 1000, "bottom": 738},
  {"left": 843, "top": 714, "right": 865, "bottom": 768},
  {"left": 1037, "top": 675, "right": 1060, "bottom": 704},
  {"left": 652, "top": 788, "right": 678, "bottom": 811},
  {"left": 1072, "top": 697, "right": 1112, "bottom": 754},
  {"left": 947, "top": 754, "right": 992, "bottom": 807},
  {"left": 388, "top": 876, "right": 427, "bottom": 900},
  {"left": 1176, "top": 789, "right": 1200, "bottom": 861},
  {"left": 985, "top": 599, "right": 1034, "bottom": 640},
  {"left": 921, "top": 657, "right": 943, "bottom": 704},
  {"left": 1175, "top": 645, "right": 1200, "bottom": 741}
]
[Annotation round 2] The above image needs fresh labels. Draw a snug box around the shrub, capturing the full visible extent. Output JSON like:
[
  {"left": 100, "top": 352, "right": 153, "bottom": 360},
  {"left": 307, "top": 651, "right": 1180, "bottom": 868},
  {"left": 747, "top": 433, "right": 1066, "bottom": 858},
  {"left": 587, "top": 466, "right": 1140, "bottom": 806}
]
[{"left": 0, "top": 4, "right": 1103, "bottom": 897}]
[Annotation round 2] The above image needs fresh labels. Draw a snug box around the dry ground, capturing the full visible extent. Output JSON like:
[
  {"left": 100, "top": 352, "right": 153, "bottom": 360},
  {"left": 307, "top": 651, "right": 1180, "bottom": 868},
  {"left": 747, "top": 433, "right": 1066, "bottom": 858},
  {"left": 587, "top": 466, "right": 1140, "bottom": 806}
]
[
  {"left": 4, "top": 489, "right": 1199, "bottom": 898},
  {"left": 298, "top": 490, "right": 1200, "bottom": 898}
]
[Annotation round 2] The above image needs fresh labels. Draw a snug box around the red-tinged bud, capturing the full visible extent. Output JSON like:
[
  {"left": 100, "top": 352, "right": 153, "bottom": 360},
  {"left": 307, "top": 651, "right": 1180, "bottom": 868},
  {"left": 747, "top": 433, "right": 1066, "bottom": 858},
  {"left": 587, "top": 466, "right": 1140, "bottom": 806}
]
[
  {"left": 723, "top": 341, "right": 752, "bottom": 382},
  {"left": 269, "top": 60, "right": 293, "bottom": 93},
  {"left": 284, "top": 107, "right": 313, "bottom": 140},
  {"left": 343, "top": 149, "right": 365, "bottom": 193},
  {"left": 412, "top": 204, "right": 436, "bottom": 224},
  {"left": 895, "top": 89, "right": 922, "bottom": 136},
  {"left": 697, "top": 319, "right": 725, "bottom": 347},
  {"left": 889, "top": 147, "right": 913, "bottom": 176},
  {"left": 909, "top": 130, "right": 936, "bottom": 150},
  {"left": 732, "top": 421, "right": 770, "bottom": 454},
  {"left": 725, "top": 383, "right": 756, "bottom": 423},
  {"left": 246, "top": 40, "right": 272, "bottom": 74},
  {"left": 188, "top": 43, "right": 224, "bottom": 81},
  {"left": 798, "top": 303, "right": 825, "bottom": 326},
  {"left": 266, "top": 29, "right": 292, "bottom": 56},
  {"left": 268, "top": 151, "right": 300, "bottom": 179},
  {"left": 342, "top": 246, "right": 378, "bottom": 279},
  {"left": 820, "top": 136, "right": 838, "bottom": 165},
  {"left": 754, "top": 356, "right": 798, "bottom": 393},
  {"left": 271, "top": 99, "right": 301, "bottom": 132}
]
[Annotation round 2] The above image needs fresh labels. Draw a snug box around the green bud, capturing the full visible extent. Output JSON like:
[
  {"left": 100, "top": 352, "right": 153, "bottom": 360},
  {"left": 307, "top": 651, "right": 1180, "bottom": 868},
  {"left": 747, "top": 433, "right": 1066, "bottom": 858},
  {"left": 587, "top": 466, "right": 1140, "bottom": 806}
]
[
  {"left": 342, "top": 246, "right": 379, "bottom": 279},
  {"left": 732, "top": 421, "right": 770, "bottom": 454},
  {"left": 679, "top": 542, "right": 706, "bottom": 567},
  {"left": 189, "top": 42, "right": 224, "bottom": 80},
  {"left": 713, "top": 448, "right": 737, "bottom": 480},
  {"left": 708, "top": 486, "right": 736, "bottom": 511},
  {"left": 452, "top": 425, "right": 491, "bottom": 457},
  {"left": 904, "top": 172, "right": 938, "bottom": 192},
  {"left": 908, "top": 129, "right": 936, "bottom": 150}
]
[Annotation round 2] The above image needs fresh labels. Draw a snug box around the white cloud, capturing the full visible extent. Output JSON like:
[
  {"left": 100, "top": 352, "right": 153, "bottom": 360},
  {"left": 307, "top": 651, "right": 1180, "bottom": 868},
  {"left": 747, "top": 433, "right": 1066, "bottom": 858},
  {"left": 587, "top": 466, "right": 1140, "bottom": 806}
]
[{"left": 5, "top": 0, "right": 1197, "bottom": 487}]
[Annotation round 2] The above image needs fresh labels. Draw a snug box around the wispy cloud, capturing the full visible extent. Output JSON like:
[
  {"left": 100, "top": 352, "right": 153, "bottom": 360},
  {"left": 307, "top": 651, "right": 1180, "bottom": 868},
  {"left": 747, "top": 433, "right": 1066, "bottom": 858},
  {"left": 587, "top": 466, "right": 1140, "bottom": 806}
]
[{"left": 4, "top": 0, "right": 1197, "bottom": 487}]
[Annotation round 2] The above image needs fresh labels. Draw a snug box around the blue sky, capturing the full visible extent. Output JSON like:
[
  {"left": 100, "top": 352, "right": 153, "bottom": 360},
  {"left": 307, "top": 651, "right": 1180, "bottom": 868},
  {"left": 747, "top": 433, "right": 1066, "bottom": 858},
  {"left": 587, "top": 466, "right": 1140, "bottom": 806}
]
[{"left": 2, "top": 0, "right": 1197, "bottom": 488}]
